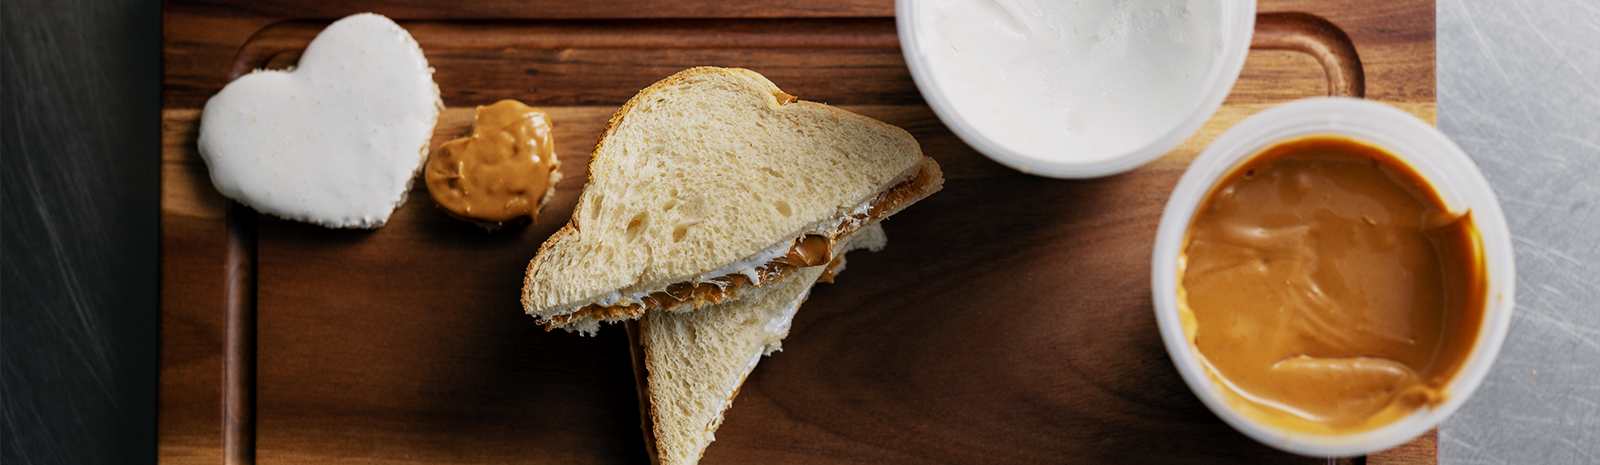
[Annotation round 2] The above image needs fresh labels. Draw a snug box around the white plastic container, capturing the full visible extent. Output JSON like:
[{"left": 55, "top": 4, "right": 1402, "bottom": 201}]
[
  {"left": 1151, "top": 97, "right": 1516, "bottom": 457},
  {"left": 897, "top": 0, "right": 1256, "bottom": 178}
]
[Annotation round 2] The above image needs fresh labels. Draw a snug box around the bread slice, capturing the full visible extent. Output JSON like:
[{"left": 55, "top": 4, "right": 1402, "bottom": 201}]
[
  {"left": 198, "top": 13, "right": 440, "bottom": 229},
  {"left": 630, "top": 224, "right": 887, "bottom": 465},
  {"left": 523, "top": 67, "right": 942, "bottom": 334}
]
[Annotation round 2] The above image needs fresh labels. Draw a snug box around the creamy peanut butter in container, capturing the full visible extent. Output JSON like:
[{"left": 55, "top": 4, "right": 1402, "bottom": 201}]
[{"left": 1152, "top": 98, "right": 1515, "bottom": 456}]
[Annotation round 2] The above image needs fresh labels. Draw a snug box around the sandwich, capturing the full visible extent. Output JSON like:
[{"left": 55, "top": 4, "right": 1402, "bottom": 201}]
[
  {"left": 522, "top": 66, "right": 943, "bottom": 334},
  {"left": 628, "top": 225, "right": 887, "bottom": 465}
]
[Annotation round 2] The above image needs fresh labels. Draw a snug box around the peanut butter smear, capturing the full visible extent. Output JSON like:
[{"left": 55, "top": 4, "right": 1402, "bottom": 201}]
[
  {"left": 1179, "top": 136, "right": 1486, "bottom": 434},
  {"left": 425, "top": 100, "right": 560, "bottom": 227},
  {"left": 541, "top": 161, "right": 941, "bottom": 331},
  {"left": 544, "top": 235, "right": 834, "bottom": 330}
]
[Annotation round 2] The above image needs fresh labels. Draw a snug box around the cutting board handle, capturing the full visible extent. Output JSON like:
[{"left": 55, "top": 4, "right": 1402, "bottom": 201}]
[{"left": 1251, "top": 12, "right": 1366, "bottom": 98}]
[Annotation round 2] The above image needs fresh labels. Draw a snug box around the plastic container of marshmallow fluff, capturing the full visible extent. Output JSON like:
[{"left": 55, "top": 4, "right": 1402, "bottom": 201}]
[{"left": 897, "top": 0, "right": 1256, "bottom": 178}]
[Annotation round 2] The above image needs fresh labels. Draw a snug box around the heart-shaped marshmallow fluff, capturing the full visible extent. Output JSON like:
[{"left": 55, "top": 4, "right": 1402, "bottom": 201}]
[{"left": 198, "top": 13, "right": 442, "bottom": 228}]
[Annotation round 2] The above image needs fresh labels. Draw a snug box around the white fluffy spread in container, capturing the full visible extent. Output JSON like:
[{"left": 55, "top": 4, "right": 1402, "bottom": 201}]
[{"left": 918, "top": 0, "right": 1222, "bottom": 164}]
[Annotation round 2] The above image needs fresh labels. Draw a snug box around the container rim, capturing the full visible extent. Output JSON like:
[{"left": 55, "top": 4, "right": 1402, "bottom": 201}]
[{"left": 896, "top": 0, "right": 1257, "bottom": 178}]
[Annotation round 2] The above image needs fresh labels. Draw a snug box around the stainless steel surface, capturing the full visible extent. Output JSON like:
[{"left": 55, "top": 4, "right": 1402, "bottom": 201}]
[
  {"left": 2, "top": 0, "right": 160, "bottom": 463},
  {"left": 1438, "top": 1, "right": 1600, "bottom": 463}
]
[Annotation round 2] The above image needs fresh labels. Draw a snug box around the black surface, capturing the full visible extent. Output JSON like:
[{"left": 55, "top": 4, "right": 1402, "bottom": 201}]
[{"left": 2, "top": 0, "right": 162, "bottom": 463}]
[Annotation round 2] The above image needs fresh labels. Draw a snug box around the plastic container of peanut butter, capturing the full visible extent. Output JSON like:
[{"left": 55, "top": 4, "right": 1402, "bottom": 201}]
[{"left": 1151, "top": 97, "right": 1515, "bottom": 457}]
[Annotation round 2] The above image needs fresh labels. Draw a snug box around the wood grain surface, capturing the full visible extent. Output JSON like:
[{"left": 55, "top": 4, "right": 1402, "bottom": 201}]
[{"left": 159, "top": 1, "right": 1438, "bottom": 463}]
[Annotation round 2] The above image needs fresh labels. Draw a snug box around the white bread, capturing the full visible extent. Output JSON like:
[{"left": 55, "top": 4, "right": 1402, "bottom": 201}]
[
  {"left": 198, "top": 13, "right": 441, "bottom": 229},
  {"left": 523, "top": 67, "right": 941, "bottom": 334},
  {"left": 634, "top": 225, "right": 887, "bottom": 465}
]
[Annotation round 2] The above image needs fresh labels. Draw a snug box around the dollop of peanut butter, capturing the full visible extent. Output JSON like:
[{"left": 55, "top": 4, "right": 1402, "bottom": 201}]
[
  {"left": 1180, "top": 136, "right": 1486, "bottom": 434},
  {"left": 425, "top": 100, "right": 560, "bottom": 227}
]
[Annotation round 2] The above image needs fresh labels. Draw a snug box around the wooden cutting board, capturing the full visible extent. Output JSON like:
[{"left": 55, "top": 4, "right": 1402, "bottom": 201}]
[{"left": 159, "top": 1, "right": 1438, "bottom": 463}]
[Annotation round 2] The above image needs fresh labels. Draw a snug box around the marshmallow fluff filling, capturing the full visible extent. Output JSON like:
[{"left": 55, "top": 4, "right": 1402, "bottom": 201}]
[
  {"left": 918, "top": 0, "right": 1222, "bottom": 164},
  {"left": 557, "top": 195, "right": 878, "bottom": 318}
]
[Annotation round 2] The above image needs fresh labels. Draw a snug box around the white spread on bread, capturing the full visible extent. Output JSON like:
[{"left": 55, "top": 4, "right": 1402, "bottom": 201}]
[
  {"left": 692, "top": 236, "right": 798, "bottom": 287},
  {"left": 197, "top": 13, "right": 442, "bottom": 228},
  {"left": 802, "top": 196, "right": 876, "bottom": 238},
  {"left": 584, "top": 236, "right": 806, "bottom": 315},
  {"left": 594, "top": 290, "right": 625, "bottom": 308},
  {"left": 549, "top": 230, "right": 810, "bottom": 321},
  {"left": 760, "top": 287, "right": 809, "bottom": 354},
  {"left": 541, "top": 160, "right": 936, "bottom": 330},
  {"left": 568, "top": 195, "right": 878, "bottom": 318}
]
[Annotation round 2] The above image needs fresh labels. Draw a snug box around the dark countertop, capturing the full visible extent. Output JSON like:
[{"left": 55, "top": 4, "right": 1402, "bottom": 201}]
[
  {"left": 3, "top": 0, "right": 160, "bottom": 463},
  {"left": 3, "top": 0, "right": 1595, "bottom": 463}
]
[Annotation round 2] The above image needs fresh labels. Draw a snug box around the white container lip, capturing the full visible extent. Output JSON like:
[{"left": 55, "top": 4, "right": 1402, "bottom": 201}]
[
  {"left": 896, "top": 0, "right": 1257, "bottom": 179},
  {"left": 1152, "top": 97, "right": 1516, "bottom": 457}
]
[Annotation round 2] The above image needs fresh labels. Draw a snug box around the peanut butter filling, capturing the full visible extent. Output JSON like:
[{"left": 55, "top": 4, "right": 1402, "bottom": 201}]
[
  {"left": 425, "top": 100, "right": 560, "bottom": 227},
  {"left": 543, "top": 234, "right": 833, "bottom": 329},
  {"left": 816, "top": 249, "right": 850, "bottom": 284},
  {"left": 868, "top": 163, "right": 936, "bottom": 220},
  {"left": 1179, "top": 136, "right": 1486, "bottom": 434},
  {"left": 541, "top": 163, "right": 937, "bottom": 330}
]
